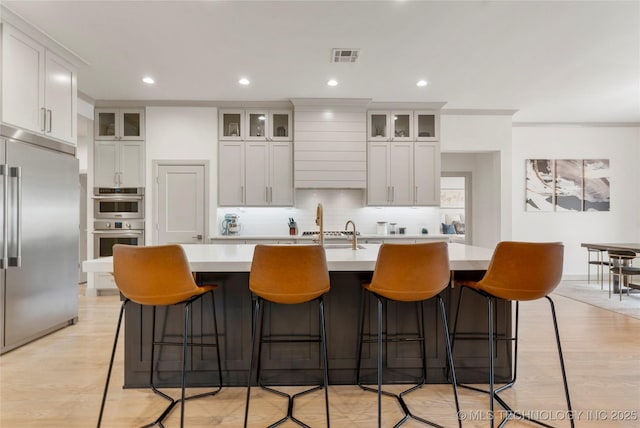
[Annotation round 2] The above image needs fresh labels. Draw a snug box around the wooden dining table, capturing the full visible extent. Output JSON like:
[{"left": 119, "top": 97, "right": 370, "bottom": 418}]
[
  {"left": 581, "top": 243, "right": 640, "bottom": 253},
  {"left": 581, "top": 243, "right": 640, "bottom": 293}
]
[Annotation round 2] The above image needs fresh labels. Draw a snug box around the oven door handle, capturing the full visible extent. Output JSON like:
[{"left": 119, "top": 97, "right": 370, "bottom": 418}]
[
  {"left": 92, "top": 230, "right": 144, "bottom": 236},
  {"left": 91, "top": 196, "right": 143, "bottom": 200}
]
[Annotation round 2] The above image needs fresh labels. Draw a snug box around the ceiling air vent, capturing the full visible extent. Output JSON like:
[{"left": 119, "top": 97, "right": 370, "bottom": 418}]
[{"left": 331, "top": 48, "right": 360, "bottom": 63}]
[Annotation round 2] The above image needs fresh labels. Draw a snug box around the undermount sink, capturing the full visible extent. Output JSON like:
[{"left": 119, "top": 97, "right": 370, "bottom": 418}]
[{"left": 322, "top": 243, "right": 366, "bottom": 250}]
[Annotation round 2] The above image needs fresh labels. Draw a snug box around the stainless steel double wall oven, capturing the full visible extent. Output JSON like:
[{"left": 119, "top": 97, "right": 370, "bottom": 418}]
[{"left": 93, "top": 187, "right": 145, "bottom": 258}]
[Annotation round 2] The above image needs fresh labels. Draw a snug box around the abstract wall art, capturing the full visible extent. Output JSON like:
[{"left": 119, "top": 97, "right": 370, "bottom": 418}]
[
  {"left": 525, "top": 159, "right": 555, "bottom": 211},
  {"left": 583, "top": 159, "right": 610, "bottom": 211},
  {"left": 525, "top": 159, "right": 610, "bottom": 212}
]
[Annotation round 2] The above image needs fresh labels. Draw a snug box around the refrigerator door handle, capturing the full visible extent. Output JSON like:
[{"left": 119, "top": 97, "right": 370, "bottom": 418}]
[
  {"left": 8, "top": 166, "right": 21, "bottom": 267},
  {"left": 0, "top": 164, "right": 7, "bottom": 270}
]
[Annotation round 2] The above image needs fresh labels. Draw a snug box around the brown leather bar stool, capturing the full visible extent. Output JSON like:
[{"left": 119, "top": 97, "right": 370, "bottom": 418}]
[
  {"left": 452, "top": 241, "right": 573, "bottom": 428},
  {"left": 607, "top": 249, "right": 640, "bottom": 300},
  {"left": 97, "top": 244, "right": 223, "bottom": 428},
  {"left": 356, "top": 242, "right": 461, "bottom": 428},
  {"left": 244, "top": 244, "right": 331, "bottom": 428}
]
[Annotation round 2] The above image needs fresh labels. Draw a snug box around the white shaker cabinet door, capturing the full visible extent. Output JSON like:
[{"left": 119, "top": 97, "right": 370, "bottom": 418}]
[
  {"left": 269, "top": 142, "right": 293, "bottom": 206},
  {"left": 244, "top": 142, "right": 269, "bottom": 205},
  {"left": 45, "top": 51, "right": 76, "bottom": 144},
  {"left": 2, "top": 24, "right": 45, "bottom": 134},
  {"left": 388, "top": 142, "right": 413, "bottom": 206},
  {"left": 219, "top": 142, "right": 245, "bottom": 206},
  {"left": 119, "top": 141, "right": 144, "bottom": 187},
  {"left": 414, "top": 142, "right": 440, "bottom": 206},
  {"left": 367, "top": 142, "right": 390, "bottom": 205},
  {"left": 94, "top": 141, "right": 119, "bottom": 187}
]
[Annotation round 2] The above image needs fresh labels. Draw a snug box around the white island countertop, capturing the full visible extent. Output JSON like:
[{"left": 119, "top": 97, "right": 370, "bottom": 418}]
[{"left": 83, "top": 243, "right": 494, "bottom": 274}]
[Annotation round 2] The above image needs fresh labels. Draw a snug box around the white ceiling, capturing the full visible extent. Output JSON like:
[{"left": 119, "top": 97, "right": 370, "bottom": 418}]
[{"left": 3, "top": 0, "right": 639, "bottom": 123}]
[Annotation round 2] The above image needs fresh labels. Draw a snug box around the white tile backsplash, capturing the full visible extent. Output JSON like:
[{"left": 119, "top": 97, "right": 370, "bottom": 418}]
[{"left": 216, "top": 189, "right": 443, "bottom": 236}]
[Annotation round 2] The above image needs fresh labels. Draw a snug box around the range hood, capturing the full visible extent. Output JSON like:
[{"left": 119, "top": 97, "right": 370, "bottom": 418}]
[{"left": 291, "top": 98, "right": 370, "bottom": 189}]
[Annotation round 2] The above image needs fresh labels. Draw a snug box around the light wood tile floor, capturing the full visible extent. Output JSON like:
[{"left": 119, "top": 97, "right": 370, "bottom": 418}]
[{"left": 1, "top": 289, "right": 639, "bottom": 427}]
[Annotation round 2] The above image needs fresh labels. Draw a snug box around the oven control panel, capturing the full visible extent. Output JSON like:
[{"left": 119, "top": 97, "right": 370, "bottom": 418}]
[{"left": 94, "top": 219, "right": 145, "bottom": 230}]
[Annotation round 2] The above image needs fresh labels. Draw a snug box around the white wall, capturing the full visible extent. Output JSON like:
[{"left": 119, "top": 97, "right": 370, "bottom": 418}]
[
  {"left": 442, "top": 152, "right": 501, "bottom": 247},
  {"left": 512, "top": 125, "right": 640, "bottom": 277},
  {"left": 145, "top": 106, "right": 218, "bottom": 244},
  {"left": 440, "top": 114, "right": 513, "bottom": 247}
]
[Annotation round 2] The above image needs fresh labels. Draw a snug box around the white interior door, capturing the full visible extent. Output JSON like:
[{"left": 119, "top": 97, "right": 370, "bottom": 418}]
[{"left": 157, "top": 164, "right": 206, "bottom": 244}]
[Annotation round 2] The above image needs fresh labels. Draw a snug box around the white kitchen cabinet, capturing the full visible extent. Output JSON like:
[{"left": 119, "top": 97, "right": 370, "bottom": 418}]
[
  {"left": 367, "top": 111, "right": 413, "bottom": 142},
  {"left": 94, "top": 141, "right": 145, "bottom": 187},
  {"left": 245, "top": 109, "right": 292, "bottom": 141},
  {"left": 414, "top": 111, "right": 440, "bottom": 141},
  {"left": 219, "top": 109, "right": 245, "bottom": 141},
  {"left": 219, "top": 141, "right": 292, "bottom": 207},
  {"left": 245, "top": 141, "right": 293, "bottom": 206},
  {"left": 95, "top": 108, "right": 145, "bottom": 140},
  {"left": 219, "top": 142, "right": 245, "bottom": 205},
  {"left": 219, "top": 109, "right": 292, "bottom": 142},
  {"left": 367, "top": 141, "right": 413, "bottom": 206},
  {"left": 1, "top": 23, "right": 77, "bottom": 145},
  {"left": 414, "top": 142, "right": 440, "bottom": 205}
]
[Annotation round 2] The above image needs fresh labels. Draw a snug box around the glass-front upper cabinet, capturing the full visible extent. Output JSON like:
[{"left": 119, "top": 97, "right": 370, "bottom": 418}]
[
  {"left": 414, "top": 111, "right": 440, "bottom": 141},
  {"left": 270, "top": 111, "right": 291, "bottom": 141},
  {"left": 368, "top": 112, "right": 389, "bottom": 140},
  {"left": 245, "top": 109, "right": 292, "bottom": 141},
  {"left": 391, "top": 112, "right": 413, "bottom": 141},
  {"left": 246, "top": 109, "right": 269, "bottom": 140},
  {"left": 219, "top": 109, "right": 245, "bottom": 141},
  {"left": 367, "top": 111, "right": 413, "bottom": 141},
  {"left": 95, "top": 109, "right": 144, "bottom": 141}
]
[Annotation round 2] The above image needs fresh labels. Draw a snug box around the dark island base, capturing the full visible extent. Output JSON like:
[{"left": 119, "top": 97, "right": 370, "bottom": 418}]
[{"left": 123, "top": 271, "right": 511, "bottom": 388}]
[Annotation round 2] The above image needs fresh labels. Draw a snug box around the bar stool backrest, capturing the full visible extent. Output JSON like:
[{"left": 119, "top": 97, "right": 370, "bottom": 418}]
[
  {"left": 607, "top": 249, "right": 637, "bottom": 261},
  {"left": 478, "top": 241, "right": 564, "bottom": 301},
  {"left": 113, "top": 244, "right": 206, "bottom": 306},
  {"left": 250, "top": 245, "right": 330, "bottom": 304},
  {"left": 368, "top": 242, "right": 450, "bottom": 302}
]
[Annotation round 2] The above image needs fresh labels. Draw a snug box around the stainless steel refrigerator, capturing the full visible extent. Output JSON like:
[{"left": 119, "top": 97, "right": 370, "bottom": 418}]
[{"left": 1, "top": 124, "right": 79, "bottom": 354}]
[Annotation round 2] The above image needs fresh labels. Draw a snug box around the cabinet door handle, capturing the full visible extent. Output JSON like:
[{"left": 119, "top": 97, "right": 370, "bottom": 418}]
[
  {"left": 391, "top": 186, "right": 395, "bottom": 202},
  {"left": 47, "top": 109, "right": 52, "bottom": 133},
  {"left": 41, "top": 108, "right": 46, "bottom": 132},
  {"left": 269, "top": 186, "right": 273, "bottom": 203},
  {"left": 387, "top": 186, "right": 390, "bottom": 203},
  {"left": 414, "top": 186, "right": 418, "bottom": 203},
  {"left": 240, "top": 186, "right": 244, "bottom": 204}
]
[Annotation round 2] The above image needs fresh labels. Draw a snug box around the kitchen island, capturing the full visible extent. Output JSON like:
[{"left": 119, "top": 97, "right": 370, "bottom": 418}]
[{"left": 83, "top": 243, "right": 511, "bottom": 388}]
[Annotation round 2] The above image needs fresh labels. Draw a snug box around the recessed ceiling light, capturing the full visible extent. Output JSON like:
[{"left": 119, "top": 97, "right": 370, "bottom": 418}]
[
  {"left": 327, "top": 79, "right": 338, "bottom": 87},
  {"left": 416, "top": 80, "right": 428, "bottom": 87},
  {"left": 142, "top": 76, "right": 155, "bottom": 84},
  {"left": 239, "top": 78, "right": 250, "bottom": 85}
]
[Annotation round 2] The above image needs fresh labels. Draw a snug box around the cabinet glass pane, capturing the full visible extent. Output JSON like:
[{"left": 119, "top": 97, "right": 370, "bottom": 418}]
[
  {"left": 248, "top": 113, "right": 267, "bottom": 137},
  {"left": 122, "top": 113, "right": 141, "bottom": 137},
  {"left": 371, "top": 114, "right": 387, "bottom": 138},
  {"left": 272, "top": 114, "right": 289, "bottom": 137},
  {"left": 417, "top": 114, "right": 435, "bottom": 138},
  {"left": 393, "top": 114, "right": 411, "bottom": 138},
  {"left": 98, "top": 112, "right": 116, "bottom": 137},
  {"left": 223, "top": 113, "right": 242, "bottom": 137}
]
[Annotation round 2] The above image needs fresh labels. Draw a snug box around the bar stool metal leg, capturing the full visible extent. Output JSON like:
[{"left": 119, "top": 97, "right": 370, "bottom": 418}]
[
  {"left": 360, "top": 292, "right": 460, "bottom": 428},
  {"left": 245, "top": 296, "right": 330, "bottom": 428},
  {"left": 97, "top": 299, "right": 128, "bottom": 428},
  {"left": 453, "top": 287, "right": 574, "bottom": 428}
]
